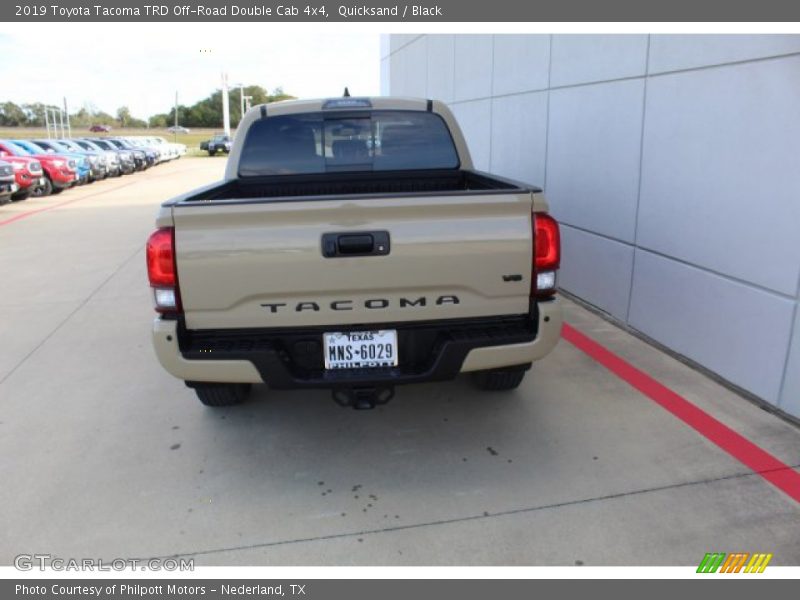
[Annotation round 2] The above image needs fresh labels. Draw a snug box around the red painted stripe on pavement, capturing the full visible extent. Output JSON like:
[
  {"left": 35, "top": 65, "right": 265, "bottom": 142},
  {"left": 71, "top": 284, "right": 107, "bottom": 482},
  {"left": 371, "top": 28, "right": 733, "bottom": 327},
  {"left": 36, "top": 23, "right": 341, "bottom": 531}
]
[
  {"left": 0, "top": 194, "right": 91, "bottom": 226},
  {"left": 562, "top": 322, "right": 800, "bottom": 504},
  {"left": 0, "top": 178, "right": 141, "bottom": 227},
  {"left": 0, "top": 163, "right": 210, "bottom": 228}
]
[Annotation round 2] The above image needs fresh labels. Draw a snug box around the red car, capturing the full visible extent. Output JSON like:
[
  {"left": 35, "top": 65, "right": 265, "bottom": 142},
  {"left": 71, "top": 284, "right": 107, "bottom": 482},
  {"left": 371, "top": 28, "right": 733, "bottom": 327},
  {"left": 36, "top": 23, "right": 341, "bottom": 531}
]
[
  {"left": 89, "top": 124, "right": 112, "bottom": 133},
  {"left": 0, "top": 155, "right": 46, "bottom": 200},
  {"left": 0, "top": 140, "right": 78, "bottom": 195}
]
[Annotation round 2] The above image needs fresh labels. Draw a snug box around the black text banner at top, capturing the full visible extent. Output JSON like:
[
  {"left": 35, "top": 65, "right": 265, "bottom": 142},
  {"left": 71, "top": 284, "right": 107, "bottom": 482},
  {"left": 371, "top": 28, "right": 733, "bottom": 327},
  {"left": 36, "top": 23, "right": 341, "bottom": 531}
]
[{"left": 6, "top": 0, "right": 800, "bottom": 21}]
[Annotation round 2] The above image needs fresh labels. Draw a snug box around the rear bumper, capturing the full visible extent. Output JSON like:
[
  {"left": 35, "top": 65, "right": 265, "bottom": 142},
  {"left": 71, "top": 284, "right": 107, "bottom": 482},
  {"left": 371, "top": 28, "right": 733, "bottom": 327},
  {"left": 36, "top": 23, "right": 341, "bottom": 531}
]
[{"left": 152, "top": 299, "right": 562, "bottom": 387}]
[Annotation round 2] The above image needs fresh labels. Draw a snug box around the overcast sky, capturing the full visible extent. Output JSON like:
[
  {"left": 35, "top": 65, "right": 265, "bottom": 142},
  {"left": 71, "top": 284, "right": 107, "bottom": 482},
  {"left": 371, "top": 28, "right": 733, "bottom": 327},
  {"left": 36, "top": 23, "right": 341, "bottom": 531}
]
[{"left": 0, "top": 23, "right": 381, "bottom": 119}]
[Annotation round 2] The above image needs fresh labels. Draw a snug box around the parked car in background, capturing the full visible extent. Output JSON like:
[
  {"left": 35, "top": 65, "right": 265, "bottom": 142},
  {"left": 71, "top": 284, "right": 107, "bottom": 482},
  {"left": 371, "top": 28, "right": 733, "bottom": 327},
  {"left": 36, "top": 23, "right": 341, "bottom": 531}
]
[
  {"left": 104, "top": 138, "right": 150, "bottom": 170},
  {"left": 85, "top": 138, "right": 135, "bottom": 175},
  {"left": 166, "top": 125, "right": 190, "bottom": 134},
  {"left": 34, "top": 139, "right": 106, "bottom": 182},
  {"left": 0, "top": 140, "right": 77, "bottom": 195},
  {"left": 138, "top": 136, "right": 176, "bottom": 161},
  {"left": 12, "top": 140, "right": 90, "bottom": 185},
  {"left": 136, "top": 136, "right": 185, "bottom": 161},
  {"left": 90, "top": 124, "right": 111, "bottom": 133},
  {"left": 68, "top": 139, "right": 122, "bottom": 177},
  {"left": 0, "top": 155, "right": 45, "bottom": 200},
  {"left": 123, "top": 137, "right": 164, "bottom": 164},
  {"left": 0, "top": 160, "right": 18, "bottom": 205},
  {"left": 202, "top": 133, "right": 232, "bottom": 156}
]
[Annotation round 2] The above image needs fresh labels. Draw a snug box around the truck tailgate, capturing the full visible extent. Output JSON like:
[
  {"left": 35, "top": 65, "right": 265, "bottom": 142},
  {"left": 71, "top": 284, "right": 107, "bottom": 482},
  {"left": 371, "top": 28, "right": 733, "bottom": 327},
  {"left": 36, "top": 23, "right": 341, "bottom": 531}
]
[{"left": 172, "top": 192, "right": 533, "bottom": 330}]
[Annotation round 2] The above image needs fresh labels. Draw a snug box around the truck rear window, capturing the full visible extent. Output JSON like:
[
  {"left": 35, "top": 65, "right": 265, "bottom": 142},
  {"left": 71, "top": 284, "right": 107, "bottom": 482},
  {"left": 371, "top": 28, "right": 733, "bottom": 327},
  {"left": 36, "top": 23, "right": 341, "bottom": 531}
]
[{"left": 238, "top": 110, "right": 460, "bottom": 177}]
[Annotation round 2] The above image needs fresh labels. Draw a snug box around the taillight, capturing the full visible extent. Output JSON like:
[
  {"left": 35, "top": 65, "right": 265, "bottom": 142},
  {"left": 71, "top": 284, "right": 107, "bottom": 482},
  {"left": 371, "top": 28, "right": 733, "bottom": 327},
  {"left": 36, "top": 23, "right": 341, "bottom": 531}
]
[
  {"left": 533, "top": 213, "right": 561, "bottom": 299},
  {"left": 146, "top": 227, "right": 181, "bottom": 314}
]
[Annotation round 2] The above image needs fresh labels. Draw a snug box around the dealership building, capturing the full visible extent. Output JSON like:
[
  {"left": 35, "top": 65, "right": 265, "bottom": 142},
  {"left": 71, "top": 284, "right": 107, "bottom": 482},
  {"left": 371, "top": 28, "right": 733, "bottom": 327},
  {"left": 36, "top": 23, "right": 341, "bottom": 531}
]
[{"left": 381, "top": 34, "right": 800, "bottom": 418}]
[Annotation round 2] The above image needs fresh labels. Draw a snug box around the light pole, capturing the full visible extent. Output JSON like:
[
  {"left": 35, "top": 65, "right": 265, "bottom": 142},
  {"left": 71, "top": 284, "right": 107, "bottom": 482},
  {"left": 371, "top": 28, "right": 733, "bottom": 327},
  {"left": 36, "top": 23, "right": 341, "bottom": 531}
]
[
  {"left": 221, "top": 72, "right": 231, "bottom": 137},
  {"left": 64, "top": 97, "right": 71, "bottom": 138},
  {"left": 50, "top": 108, "right": 62, "bottom": 138},
  {"left": 237, "top": 83, "right": 244, "bottom": 127},
  {"left": 174, "top": 91, "right": 179, "bottom": 142},
  {"left": 231, "top": 82, "right": 244, "bottom": 131}
]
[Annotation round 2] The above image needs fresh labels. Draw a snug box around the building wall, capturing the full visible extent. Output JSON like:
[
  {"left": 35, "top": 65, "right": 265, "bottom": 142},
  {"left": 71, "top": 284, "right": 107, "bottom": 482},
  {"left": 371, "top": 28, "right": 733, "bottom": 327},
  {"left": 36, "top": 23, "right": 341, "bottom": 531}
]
[{"left": 382, "top": 34, "right": 800, "bottom": 416}]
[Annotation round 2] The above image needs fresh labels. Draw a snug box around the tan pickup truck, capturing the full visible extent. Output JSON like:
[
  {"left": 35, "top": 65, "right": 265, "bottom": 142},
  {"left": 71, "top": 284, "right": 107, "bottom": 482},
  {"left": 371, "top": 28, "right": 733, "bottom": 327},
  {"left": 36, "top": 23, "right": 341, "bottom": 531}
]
[{"left": 147, "top": 96, "right": 562, "bottom": 409}]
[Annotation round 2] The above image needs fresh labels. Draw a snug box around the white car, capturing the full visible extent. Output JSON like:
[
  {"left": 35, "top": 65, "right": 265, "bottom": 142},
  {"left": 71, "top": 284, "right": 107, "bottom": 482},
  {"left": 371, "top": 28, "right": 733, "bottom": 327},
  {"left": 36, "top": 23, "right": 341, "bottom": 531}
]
[
  {"left": 151, "top": 136, "right": 186, "bottom": 160},
  {"left": 125, "top": 137, "right": 168, "bottom": 164},
  {"left": 133, "top": 136, "right": 186, "bottom": 161}
]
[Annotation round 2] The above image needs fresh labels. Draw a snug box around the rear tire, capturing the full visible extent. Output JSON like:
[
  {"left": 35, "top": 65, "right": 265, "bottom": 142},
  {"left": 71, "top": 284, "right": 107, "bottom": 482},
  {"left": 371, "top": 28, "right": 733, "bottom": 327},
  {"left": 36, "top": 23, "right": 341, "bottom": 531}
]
[
  {"left": 472, "top": 367, "right": 528, "bottom": 391},
  {"left": 192, "top": 383, "right": 251, "bottom": 407},
  {"left": 11, "top": 189, "right": 30, "bottom": 202}
]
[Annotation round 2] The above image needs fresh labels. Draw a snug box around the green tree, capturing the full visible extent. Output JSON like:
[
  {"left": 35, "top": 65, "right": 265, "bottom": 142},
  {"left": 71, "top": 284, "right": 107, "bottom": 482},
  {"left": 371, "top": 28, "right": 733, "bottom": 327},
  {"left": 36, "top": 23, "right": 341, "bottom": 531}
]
[
  {"left": 21, "top": 103, "right": 48, "bottom": 126},
  {"left": 147, "top": 85, "right": 296, "bottom": 129},
  {"left": 0, "top": 101, "right": 28, "bottom": 126},
  {"left": 149, "top": 113, "right": 168, "bottom": 128},
  {"left": 116, "top": 106, "right": 132, "bottom": 127},
  {"left": 70, "top": 107, "right": 90, "bottom": 127}
]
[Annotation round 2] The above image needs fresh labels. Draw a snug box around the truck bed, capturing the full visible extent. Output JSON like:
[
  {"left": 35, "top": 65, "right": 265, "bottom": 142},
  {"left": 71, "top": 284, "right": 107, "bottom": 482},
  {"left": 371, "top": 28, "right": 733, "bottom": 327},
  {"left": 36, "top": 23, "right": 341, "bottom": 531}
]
[{"left": 175, "top": 170, "right": 539, "bottom": 205}]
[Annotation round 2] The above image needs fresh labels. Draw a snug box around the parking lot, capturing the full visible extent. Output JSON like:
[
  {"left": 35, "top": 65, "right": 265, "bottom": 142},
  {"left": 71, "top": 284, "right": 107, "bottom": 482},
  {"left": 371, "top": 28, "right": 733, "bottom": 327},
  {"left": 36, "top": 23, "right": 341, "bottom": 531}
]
[{"left": 1, "top": 157, "right": 799, "bottom": 566}]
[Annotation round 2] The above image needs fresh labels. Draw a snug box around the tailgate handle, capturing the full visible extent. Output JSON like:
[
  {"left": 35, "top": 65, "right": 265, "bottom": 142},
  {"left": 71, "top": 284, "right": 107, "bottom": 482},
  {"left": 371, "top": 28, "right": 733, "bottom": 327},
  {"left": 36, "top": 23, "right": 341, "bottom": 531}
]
[
  {"left": 339, "top": 234, "right": 374, "bottom": 254},
  {"left": 322, "top": 231, "right": 390, "bottom": 258}
]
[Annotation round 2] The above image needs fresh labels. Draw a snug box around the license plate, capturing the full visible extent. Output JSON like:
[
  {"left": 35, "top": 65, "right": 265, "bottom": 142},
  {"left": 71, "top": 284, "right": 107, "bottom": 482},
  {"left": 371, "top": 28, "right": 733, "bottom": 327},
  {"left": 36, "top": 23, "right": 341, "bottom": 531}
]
[{"left": 323, "top": 330, "right": 398, "bottom": 369}]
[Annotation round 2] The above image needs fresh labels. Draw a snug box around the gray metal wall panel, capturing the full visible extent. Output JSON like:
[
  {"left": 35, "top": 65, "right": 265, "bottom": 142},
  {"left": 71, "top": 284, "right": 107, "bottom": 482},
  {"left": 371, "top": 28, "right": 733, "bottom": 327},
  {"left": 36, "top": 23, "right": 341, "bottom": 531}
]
[
  {"left": 385, "top": 34, "right": 800, "bottom": 416},
  {"left": 628, "top": 250, "right": 795, "bottom": 403},
  {"left": 637, "top": 56, "right": 800, "bottom": 296},
  {"left": 454, "top": 35, "right": 494, "bottom": 102},
  {"left": 546, "top": 79, "right": 645, "bottom": 243},
  {"left": 389, "top": 54, "right": 403, "bottom": 97},
  {"left": 390, "top": 34, "right": 418, "bottom": 54},
  {"left": 490, "top": 92, "right": 548, "bottom": 186},
  {"left": 550, "top": 34, "right": 649, "bottom": 87},
  {"left": 648, "top": 34, "right": 800, "bottom": 74},
  {"left": 451, "top": 100, "right": 492, "bottom": 171},
  {"left": 400, "top": 37, "right": 428, "bottom": 98},
  {"left": 778, "top": 306, "right": 800, "bottom": 415},
  {"left": 380, "top": 58, "right": 390, "bottom": 95},
  {"left": 427, "top": 35, "right": 455, "bottom": 103},
  {"left": 559, "top": 226, "right": 635, "bottom": 320},
  {"left": 492, "top": 34, "right": 551, "bottom": 96}
]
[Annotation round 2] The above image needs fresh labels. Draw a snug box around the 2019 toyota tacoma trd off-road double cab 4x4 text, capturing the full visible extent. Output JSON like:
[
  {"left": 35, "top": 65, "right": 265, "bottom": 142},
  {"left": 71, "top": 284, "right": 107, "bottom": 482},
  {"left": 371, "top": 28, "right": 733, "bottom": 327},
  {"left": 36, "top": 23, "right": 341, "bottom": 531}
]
[{"left": 147, "top": 97, "right": 562, "bottom": 409}]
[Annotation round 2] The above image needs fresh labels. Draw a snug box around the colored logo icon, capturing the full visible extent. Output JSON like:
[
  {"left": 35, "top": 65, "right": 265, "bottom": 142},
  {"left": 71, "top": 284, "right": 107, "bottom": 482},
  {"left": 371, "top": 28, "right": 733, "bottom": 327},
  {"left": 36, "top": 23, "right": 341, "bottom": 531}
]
[{"left": 697, "top": 552, "right": 773, "bottom": 573}]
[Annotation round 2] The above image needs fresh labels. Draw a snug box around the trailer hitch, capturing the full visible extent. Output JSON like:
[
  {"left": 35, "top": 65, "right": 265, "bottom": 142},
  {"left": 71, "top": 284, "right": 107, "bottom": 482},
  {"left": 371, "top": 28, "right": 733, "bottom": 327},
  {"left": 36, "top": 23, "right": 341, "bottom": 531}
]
[{"left": 332, "top": 386, "right": 395, "bottom": 410}]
